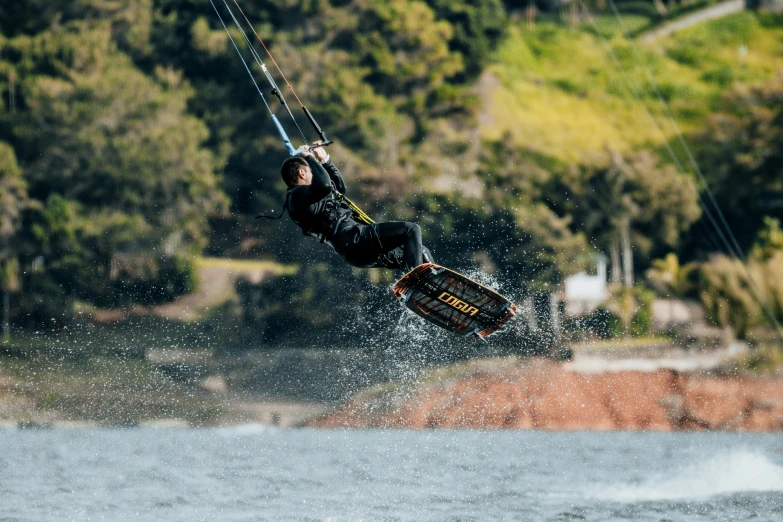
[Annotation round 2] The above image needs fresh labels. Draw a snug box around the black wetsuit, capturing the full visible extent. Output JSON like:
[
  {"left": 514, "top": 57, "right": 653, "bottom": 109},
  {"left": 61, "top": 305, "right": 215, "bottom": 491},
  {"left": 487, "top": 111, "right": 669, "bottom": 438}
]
[{"left": 286, "top": 156, "right": 432, "bottom": 271}]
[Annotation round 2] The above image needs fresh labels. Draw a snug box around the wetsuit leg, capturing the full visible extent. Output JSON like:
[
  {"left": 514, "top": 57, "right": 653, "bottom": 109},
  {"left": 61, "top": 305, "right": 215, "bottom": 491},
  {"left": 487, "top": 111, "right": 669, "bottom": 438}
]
[
  {"left": 335, "top": 221, "right": 429, "bottom": 271},
  {"left": 374, "top": 222, "right": 423, "bottom": 270},
  {"left": 376, "top": 245, "right": 434, "bottom": 271}
]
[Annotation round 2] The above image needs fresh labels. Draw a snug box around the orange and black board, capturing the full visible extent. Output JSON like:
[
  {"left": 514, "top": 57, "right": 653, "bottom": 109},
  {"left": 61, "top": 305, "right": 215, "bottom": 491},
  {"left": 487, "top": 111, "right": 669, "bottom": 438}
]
[{"left": 393, "top": 263, "right": 517, "bottom": 339}]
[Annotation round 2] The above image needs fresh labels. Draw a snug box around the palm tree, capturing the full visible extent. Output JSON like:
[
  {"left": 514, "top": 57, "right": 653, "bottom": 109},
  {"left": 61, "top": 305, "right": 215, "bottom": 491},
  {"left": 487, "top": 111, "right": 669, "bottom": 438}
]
[{"left": 647, "top": 252, "right": 695, "bottom": 297}]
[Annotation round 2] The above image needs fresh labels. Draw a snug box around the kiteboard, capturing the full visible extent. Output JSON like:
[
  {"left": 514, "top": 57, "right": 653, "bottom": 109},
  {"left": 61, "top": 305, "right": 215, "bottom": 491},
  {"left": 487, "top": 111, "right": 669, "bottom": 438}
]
[{"left": 393, "top": 264, "right": 517, "bottom": 339}]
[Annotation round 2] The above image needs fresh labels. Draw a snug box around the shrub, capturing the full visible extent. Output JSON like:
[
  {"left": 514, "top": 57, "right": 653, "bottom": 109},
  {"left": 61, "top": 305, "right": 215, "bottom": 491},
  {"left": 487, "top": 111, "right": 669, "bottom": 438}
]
[{"left": 563, "top": 307, "right": 623, "bottom": 340}]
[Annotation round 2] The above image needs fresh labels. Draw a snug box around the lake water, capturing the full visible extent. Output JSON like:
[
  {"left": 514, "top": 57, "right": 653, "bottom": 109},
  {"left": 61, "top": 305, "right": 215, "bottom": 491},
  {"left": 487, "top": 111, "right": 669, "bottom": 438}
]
[{"left": 1, "top": 428, "right": 782, "bottom": 521}]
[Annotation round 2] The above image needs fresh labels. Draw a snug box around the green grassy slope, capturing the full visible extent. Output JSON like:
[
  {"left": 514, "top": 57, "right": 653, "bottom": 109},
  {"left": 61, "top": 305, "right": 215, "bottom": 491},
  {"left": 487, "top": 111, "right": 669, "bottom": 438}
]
[{"left": 481, "top": 12, "right": 783, "bottom": 163}]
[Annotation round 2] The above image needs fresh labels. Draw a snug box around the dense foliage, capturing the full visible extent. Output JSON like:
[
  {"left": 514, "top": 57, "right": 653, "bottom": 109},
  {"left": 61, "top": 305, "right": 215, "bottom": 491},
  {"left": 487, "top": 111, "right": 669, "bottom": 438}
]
[{"left": 0, "top": 2, "right": 781, "bottom": 342}]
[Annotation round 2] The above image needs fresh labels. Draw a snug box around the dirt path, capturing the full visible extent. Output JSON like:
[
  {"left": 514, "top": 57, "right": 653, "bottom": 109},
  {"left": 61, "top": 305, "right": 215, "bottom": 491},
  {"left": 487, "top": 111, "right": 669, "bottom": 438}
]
[
  {"left": 640, "top": 0, "right": 746, "bottom": 42},
  {"left": 85, "top": 258, "right": 294, "bottom": 323},
  {"left": 153, "top": 259, "right": 294, "bottom": 321}
]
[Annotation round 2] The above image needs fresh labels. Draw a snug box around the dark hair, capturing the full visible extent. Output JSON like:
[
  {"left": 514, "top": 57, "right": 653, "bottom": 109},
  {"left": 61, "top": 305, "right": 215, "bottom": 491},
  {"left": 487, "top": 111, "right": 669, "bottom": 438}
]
[{"left": 280, "top": 157, "right": 308, "bottom": 188}]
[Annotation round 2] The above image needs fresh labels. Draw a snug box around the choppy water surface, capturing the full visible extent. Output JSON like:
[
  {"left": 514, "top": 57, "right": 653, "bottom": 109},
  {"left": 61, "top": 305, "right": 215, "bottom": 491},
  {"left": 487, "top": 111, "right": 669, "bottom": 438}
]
[{"left": 1, "top": 428, "right": 782, "bottom": 521}]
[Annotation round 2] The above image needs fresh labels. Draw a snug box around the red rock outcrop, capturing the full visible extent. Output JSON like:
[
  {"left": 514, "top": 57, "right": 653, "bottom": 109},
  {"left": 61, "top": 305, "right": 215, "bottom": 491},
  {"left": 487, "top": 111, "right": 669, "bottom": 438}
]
[{"left": 309, "top": 360, "right": 783, "bottom": 431}]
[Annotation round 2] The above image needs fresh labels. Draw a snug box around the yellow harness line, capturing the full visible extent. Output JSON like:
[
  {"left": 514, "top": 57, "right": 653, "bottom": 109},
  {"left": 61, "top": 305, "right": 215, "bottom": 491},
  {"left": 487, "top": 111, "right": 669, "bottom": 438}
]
[{"left": 339, "top": 194, "right": 375, "bottom": 225}]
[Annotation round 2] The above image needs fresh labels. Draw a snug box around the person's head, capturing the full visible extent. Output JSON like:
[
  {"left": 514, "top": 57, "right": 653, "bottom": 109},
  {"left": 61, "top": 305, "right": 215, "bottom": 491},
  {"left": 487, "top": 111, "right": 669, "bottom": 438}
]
[{"left": 280, "top": 157, "right": 311, "bottom": 188}]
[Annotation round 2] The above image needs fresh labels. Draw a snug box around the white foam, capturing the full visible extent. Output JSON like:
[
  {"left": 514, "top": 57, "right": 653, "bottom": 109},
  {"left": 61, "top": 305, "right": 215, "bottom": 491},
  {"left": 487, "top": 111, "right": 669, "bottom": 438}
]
[
  {"left": 588, "top": 450, "right": 783, "bottom": 502},
  {"left": 460, "top": 268, "right": 503, "bottom": 292},
  {"left": 215, "top": 423, "right": 275, "bottom": 437}
]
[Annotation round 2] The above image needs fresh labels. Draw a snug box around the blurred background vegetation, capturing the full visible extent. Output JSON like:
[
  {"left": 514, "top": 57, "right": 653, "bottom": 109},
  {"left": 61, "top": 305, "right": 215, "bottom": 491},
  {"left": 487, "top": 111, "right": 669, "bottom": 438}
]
[{"left": 0, "top": 0, "right": 781, "bottom": 355}]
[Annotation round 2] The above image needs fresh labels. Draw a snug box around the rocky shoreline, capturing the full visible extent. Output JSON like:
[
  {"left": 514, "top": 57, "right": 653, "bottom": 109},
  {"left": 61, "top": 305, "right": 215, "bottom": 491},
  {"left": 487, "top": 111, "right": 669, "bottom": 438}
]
[
  {"left": 4, "top": 354, "right": 782, "bottom": 431},
  {"left": 309, "top": 359, "right": 783, "bottom": 431}
]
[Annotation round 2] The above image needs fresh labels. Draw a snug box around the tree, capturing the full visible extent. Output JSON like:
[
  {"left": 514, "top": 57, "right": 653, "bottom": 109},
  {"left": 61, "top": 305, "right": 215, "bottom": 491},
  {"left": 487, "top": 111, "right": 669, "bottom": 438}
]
[
  {"left": 423, "top": 138, "right": 588, "bottom": 291},
  {"left": 646, "top": 252, "right": 696, "bottom": 298},
  {"left": 425, "top": 0, "right": 508, "bottom": 79},
  {"left": 0, "top": 142, "right": 27, "bottom": 246},
  {"left": 696, "top": 219, "right": 783, "bottom": 339},
  {"left": 9, "top": 22, "right": 225, "bottom": 242},
  {"left": 348, "top": 0, "right": 463, "bottom": 98},
  {"left": 750, "top": 217, "right": 783, "bottom": 263},
  {"left": 0, "top": 142, "right": 27, "bottom": 340},
  {"left": 693, "top": 77, "right": 783, "bottom": 254},
  {"left": 549, "top": 149, "right": 701, "bottom": 284},
  {"left": 0, "top": 1, "right": 63, "bottom": 37},
  {"left": 0, "top": 19, "right": 226, "bottom": 307}
]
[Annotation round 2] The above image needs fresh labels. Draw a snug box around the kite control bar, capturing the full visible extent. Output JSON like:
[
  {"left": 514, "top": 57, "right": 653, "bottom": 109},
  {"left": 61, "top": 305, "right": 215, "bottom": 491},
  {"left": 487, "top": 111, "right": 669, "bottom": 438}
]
[{"left": 269, "top": 88, "right": 333, "bottom": 152}]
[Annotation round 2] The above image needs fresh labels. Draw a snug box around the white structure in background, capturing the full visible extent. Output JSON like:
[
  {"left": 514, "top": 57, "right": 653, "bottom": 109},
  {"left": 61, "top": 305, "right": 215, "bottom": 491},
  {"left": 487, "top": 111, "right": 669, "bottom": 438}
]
[
  {"left": 651, "top": 299, "right": 703, "bottom": 329},
  {"left": 564, "top": 255, "right": 607, "bottom": 316}
]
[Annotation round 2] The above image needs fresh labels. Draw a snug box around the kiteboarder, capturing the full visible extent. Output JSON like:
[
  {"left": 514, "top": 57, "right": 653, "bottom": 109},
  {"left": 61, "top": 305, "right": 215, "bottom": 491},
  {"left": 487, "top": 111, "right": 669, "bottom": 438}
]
[
  {"left": 209, "top": 0, "right": 431, "bottom": 273},
  {"left": 213, "top": 0, "right": 517, "bottom": 339},
  {"left": 281, "top": 142, "right": 433, "bottom": 272}
]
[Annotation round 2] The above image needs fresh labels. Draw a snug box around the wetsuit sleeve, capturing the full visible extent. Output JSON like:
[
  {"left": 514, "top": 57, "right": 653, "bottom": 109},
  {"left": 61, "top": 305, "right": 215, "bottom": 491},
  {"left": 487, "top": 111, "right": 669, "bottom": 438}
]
[
  {"left": 295, "top": 155, "right": 332, "bottom": 205},
  {"left": 322, "top": 160, "right": 347, "bottom": 194}
]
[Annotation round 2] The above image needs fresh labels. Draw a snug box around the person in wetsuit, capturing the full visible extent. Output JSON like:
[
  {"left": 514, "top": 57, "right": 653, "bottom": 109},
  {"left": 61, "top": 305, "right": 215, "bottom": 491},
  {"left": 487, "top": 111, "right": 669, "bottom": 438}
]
[{"left": 281, "top": 142, "right": 432, "bottom": 272}]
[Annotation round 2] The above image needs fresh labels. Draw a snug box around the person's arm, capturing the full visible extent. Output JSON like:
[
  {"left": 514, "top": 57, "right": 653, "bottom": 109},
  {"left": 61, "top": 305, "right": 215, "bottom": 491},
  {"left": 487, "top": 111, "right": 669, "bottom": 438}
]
[
  {"left": 295, "top": 154, "right": 331, "bottom": 205},
  {"left": 322, "top": 160, "right": 346, "bottom": 194},
  {"left": 310, "top": 141, "right": 346, "bottom": 194}
]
